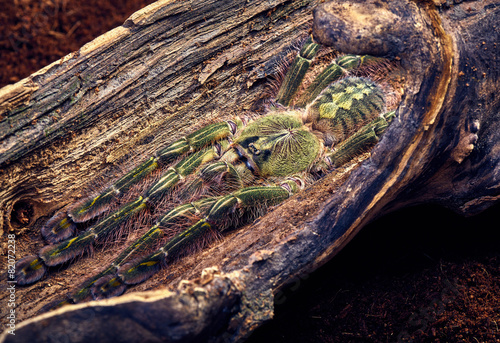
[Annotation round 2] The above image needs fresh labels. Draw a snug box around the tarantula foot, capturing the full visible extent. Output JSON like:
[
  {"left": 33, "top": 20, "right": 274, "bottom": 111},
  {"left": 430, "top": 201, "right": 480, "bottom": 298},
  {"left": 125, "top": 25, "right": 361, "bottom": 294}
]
[
  {"left": 118, "top": 256, "right": 163, "bottom": 285},
  {"left": 41, "top": 212, "right": 76, "bottom": 243},
  {"left": 39, "top": 240, "right": 86, "bottom": 267},
  {"left": 91, "top": 275, "right": 127, "bottom": 299},
  {"left": 15, "top": 256, "right": 47, "bottom": 285},
  {"left": 68, "top": 194, "right": 111, "bottom": 223}
]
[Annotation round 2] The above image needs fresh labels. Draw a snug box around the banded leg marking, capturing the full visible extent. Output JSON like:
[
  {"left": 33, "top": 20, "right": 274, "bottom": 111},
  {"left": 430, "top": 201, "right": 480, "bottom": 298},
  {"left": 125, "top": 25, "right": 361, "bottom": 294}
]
[
  {"left": 43, "top": 119, "right": 241, "bottom": 243},
  {"left": 70, "top": 198, "right": 218, "bottom": 303},
  {"left": 69, "top": 157, "right": 159, "bottom": 223},
  {"left": 156, "top": 120, "right": 241, "bottom": 163},
  {"left": 40, "top": 196, "right": 148, "bottom": 267},
  {"left": 327, "top": 110, "right": 396, "bottom": 167},
  {"left": 275, "top": 37, "right": 320, "bottom": 106},
  {"left": 146, "top": 146, "right": 220, "bottom": 201},
  {"left": 296, "top": 55, "right": 381, "bottom": 107},
  {"left": 92, "top": 182, "right": 300, "bottom": 297},
  {"left": 16, "top": 196, "right": 148, "bottom": 285},
  {"left": 17, "top": 145, "right": 231, "bottom": 286}
]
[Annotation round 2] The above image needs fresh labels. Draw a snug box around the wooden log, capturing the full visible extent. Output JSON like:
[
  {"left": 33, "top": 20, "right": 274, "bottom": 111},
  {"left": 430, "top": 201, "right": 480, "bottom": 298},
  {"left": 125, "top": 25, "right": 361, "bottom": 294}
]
[
  {"left": 1, "top": 0, "right": 498, "bottom": 342},
  {"left": 0, "top": 0, "right": 317, "bottom": 234}
]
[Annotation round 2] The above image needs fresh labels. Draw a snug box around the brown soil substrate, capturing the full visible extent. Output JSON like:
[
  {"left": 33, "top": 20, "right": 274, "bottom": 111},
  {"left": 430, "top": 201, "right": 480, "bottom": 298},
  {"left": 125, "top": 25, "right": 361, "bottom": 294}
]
[
  {"left": 1, "top": 1, "right": 499, "bottom": 342},
  {"left": 248, "top": 204, "right": 500, "bottom": 343},
  {"left": 0, "top": 0, "right": 157, "bottom": 87}
]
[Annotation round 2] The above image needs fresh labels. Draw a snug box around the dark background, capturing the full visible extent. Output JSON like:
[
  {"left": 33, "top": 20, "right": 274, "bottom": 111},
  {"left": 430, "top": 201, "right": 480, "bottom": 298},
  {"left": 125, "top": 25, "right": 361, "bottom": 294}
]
[{"left": 1, "top": 1, "right": 499, "bottom": 341}]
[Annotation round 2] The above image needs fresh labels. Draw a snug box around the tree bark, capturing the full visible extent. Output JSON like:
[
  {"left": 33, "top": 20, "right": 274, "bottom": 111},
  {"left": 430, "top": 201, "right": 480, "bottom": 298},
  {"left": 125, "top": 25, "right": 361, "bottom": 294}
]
[{"left": 1, "top": 0, "right": 498, "bottom": 342}]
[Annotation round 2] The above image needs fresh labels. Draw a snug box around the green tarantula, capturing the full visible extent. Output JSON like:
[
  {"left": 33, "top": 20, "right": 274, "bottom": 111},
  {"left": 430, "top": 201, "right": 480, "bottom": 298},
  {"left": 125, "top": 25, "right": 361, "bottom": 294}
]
[{"left": 16, "top": 37, "right": 399, "bottom": 308}]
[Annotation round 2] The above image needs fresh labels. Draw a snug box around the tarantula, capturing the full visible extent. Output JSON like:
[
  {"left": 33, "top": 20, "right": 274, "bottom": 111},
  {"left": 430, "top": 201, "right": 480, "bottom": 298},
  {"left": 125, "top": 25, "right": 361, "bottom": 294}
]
[{"left": 16, "top": 37, "right": 399, "bottom": 308}]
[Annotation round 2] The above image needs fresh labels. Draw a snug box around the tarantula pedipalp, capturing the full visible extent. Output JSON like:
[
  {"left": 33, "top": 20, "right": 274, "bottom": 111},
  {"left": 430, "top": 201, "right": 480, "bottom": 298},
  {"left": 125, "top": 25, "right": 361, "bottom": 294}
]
[{"left": 15, "top": 37, "right": 399, "bottom": 308}]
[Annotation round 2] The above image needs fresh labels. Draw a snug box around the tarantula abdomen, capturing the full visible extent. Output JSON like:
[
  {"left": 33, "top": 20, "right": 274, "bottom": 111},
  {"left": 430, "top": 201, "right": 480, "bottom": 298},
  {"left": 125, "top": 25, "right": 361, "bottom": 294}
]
[{"left": 308, "top": 76, "right": 386, "bottom": 146}]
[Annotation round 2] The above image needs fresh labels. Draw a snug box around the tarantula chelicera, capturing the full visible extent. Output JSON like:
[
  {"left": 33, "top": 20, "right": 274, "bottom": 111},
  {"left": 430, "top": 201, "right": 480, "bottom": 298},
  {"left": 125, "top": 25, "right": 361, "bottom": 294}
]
[{"left": 16, "top": 37, "right": 400, "bottom": 308}]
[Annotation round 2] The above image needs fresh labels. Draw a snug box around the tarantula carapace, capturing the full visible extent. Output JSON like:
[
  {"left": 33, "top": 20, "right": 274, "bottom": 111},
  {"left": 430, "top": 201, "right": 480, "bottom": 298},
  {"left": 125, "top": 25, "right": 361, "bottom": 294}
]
[{"left": 16, "top": 37, "right": 400, "bottom": 308}]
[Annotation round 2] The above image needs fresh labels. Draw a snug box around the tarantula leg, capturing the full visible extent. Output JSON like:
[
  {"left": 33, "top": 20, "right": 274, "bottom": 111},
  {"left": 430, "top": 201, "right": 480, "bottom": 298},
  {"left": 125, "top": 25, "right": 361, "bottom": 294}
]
[
  {"left": 114, "top": 197, "right": 218, "bottom": 266},
  {"left": 327, "top": 110, "right": 396, "bottom": 167},
  {"left": 156, "top": 120, "right": 242, "bottom": 163},
  {"left": 41, "top": 156, "right": 157, "bottom": 243},
  {"left": 91, "top": 199, "right": 217, "bottom": 299},
  {"left": 41, "top": 211, "right": 77, "bottom": 244},
  {"left": 118, "top": 221, "right": 212, "bottom": 285},
  {"left": 42, "top": 120, "right": 241, "bottom": 244},
  {"left": 16, "top": 197, "right": 143, "bottom": 286},
  {"left": 48, "top": 198, "right": 219, "bottom": 306},
  {"left": 16, "top": 147, "right": 225, "bottom": 286},
  {"left": 93, "top": 180, "right": 301, "bottom": 298},
  {"left": 68, "top": 157, "right": 159, "bottom": 223},
  {"left": 87, "top": 200, "right": 217, "bottom": 300},
  {"left": 17, "top": 143, "right": 233, "bottom": 287},
  {"left": 296, "top": 54, "right": 382, "bottom": 107},
  {"left": 15, "top": 256, "right": 47, "bottom": 286},
  {"left": 275, "top": 36, "right": 320, "bottom": 106},
  {"left": 145, "top": 146, "right": 221, "bottom": 201},
  {"left": 39, "top": 196, "right": 149, "bottom": 267}
]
